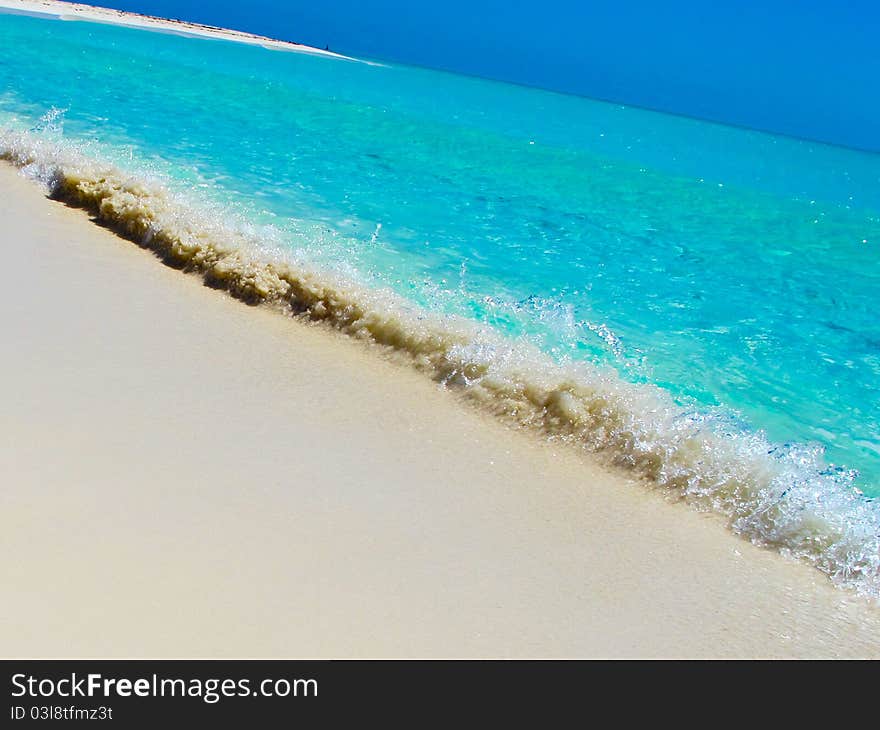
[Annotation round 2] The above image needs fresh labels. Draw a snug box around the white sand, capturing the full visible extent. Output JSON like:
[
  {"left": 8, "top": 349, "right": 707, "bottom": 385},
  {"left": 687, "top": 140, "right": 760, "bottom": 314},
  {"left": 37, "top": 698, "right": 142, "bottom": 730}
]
[
  {"left": 0, "top": 0, "right": 358, "bottom": 60},
  {"left": 1, "top": 163, "right": 879, "bottom": 657}
]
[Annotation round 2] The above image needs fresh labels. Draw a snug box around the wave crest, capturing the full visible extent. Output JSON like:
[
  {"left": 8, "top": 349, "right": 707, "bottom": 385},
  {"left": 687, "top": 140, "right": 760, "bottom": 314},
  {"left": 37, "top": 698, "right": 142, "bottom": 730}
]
[{"left": 3, "top": 127, "right": 878, "bottom": 598}]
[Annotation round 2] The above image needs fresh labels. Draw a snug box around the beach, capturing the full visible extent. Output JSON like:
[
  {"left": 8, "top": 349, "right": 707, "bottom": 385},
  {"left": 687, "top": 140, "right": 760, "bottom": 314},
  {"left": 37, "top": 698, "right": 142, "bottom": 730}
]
[
  {"left": 0, "top": 0, "right": 354, "bottom": 58},
  {"left": 2, "top": 161, "right": 879, "bottom": 658}
]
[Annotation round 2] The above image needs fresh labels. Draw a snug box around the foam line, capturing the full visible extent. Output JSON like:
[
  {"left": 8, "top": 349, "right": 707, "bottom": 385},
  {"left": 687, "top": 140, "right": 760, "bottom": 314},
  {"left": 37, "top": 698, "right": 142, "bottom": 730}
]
[{"left": 2, "top": 127, "right": 878, "bottom": 598}]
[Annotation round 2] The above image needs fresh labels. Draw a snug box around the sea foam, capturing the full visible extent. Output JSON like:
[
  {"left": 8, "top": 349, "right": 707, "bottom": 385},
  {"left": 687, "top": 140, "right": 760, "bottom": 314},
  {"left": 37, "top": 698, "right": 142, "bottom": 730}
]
[{"left": 2, "top": 126, "right": 879, "bottom": 599}]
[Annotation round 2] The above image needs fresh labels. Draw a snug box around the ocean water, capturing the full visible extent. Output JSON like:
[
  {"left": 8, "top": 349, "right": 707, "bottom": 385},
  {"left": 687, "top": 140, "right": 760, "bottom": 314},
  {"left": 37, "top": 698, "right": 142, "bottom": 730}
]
[{"left": 1, "top": 10, "right": 879, "bottom": 595}]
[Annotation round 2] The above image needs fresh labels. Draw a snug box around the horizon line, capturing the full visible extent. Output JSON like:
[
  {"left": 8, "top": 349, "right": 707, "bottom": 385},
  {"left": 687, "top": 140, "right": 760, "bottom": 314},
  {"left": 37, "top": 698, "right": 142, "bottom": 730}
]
[{"left": 4, "top": 0, "right": 878, "bottom": 156}]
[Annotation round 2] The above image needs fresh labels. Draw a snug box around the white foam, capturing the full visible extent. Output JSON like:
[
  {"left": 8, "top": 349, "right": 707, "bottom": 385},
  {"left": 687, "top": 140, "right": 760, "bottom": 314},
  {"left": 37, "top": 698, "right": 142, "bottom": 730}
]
[{"left": 3, "top": 125, "right": 878, "bottom": 599}]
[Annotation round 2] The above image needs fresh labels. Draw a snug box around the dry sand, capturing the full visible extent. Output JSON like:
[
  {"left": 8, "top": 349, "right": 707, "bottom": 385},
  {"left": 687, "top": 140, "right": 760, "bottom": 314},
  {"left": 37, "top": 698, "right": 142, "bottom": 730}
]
[
  {"left": 0, "top": 0, "right": 358, "bottom": 60},
  {"left": 1, "top": 163, "right": 879, "bottom": 657}
]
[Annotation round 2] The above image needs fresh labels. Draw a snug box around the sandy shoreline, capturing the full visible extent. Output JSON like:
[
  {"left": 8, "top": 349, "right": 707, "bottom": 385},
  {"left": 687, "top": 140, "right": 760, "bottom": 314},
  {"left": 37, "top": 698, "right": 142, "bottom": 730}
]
[
  {"left": 1, "top": 161, "right": 879, "bottom": 657},
  {"left": 0, "top": 0, "right": 358, "bottom": 60}
]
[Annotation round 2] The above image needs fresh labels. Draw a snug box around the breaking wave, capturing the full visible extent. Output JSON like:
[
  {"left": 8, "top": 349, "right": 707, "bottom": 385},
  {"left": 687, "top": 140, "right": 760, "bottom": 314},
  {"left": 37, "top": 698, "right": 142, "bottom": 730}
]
[{"left": 2, "top": 126, "right": 878, "bottom": 598}]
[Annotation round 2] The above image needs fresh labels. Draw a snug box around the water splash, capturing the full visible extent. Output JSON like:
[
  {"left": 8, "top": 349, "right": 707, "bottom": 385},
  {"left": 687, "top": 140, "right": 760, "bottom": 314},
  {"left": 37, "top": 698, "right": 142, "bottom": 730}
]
[{"left": 2, "top": 126, "right": 878, "bottom": 598}]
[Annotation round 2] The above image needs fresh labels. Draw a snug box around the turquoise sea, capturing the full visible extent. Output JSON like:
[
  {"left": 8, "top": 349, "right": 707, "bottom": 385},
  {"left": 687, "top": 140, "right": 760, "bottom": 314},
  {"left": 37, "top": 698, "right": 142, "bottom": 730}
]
[{"left": 1, "top": 10, "right": 878, "bottom": 594}]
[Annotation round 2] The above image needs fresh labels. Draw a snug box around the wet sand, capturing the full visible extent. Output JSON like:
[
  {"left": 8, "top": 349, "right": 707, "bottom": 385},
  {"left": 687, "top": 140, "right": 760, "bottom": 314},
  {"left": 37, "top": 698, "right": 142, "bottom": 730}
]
[{"left": 1, "top": 163, "right": 879, "bottom": 657}]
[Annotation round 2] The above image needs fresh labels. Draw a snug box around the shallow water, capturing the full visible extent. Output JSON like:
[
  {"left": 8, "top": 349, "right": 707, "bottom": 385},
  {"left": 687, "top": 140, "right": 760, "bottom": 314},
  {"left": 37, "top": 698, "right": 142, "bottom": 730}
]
[{"left": 1, "top": 11, "right": 879, "bottom": 594}]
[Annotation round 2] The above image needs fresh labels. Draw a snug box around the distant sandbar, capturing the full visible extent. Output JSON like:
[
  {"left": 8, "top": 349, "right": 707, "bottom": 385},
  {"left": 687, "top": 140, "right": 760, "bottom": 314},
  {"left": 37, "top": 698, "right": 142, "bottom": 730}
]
[{"left": 0, "top": 0, "right": 359, "bottom": 60}]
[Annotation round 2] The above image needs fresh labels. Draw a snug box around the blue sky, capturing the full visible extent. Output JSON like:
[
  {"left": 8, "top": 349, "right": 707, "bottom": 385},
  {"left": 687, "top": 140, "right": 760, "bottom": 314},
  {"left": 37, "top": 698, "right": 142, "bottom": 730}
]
[{"left": 76, "top": 1, "right": 878, "bottom": 151}]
